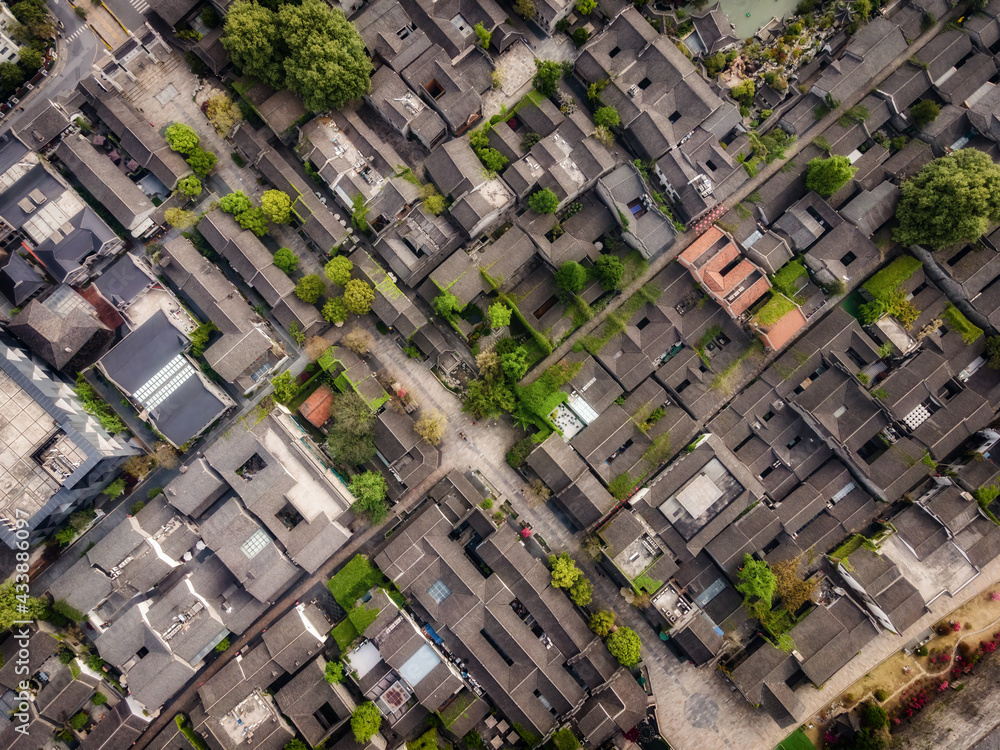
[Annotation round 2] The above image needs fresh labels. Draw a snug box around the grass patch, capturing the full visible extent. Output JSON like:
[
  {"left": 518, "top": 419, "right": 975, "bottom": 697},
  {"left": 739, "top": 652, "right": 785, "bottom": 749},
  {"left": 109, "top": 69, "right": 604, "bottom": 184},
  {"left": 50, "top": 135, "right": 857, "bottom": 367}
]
[
  {"left": 774, "top": 729, "right": 817, "bottom": 750},
  {"left": 862, "top": 255, "right": 922, "bottom": 299},
  {"left": 770, "top": 260, "right": 807, "bottom": 300},
  {"left": 754, "top": 294, "right": 797, "bottom": 327},
  {"left": 327, "top": 555, "right": 387, "bottom": 609},
  {"left": 711, "top": 340, "right": 765, "bottom": 394},
  {"left": 580, "top": 282, "right": 661, "bottom": 354},
  {"left": 942, "top": 303, "right": 983, "bottom": 344},
  {"left": 331, "top": 619, "right": 358, "bottom": 651},
  {"left": 175, "top": 715, "right": 209, "bottom": 750}
]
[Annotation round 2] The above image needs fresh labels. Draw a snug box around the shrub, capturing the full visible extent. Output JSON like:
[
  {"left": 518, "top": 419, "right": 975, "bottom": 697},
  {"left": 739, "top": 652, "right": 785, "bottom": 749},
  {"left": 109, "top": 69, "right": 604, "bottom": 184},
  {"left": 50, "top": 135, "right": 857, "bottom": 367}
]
[
  {"left": 554, "top": 260, "right": 588, "bottom": 293},
  {"left": 103, "top": 478, "right": 126, "bottom": 498},
  {"left": 507, "top": 437, "right": 534, "bottom": 468},
  {"left": 130, "top": 501, "right": 146, "bottom": 515},
  {"left": 351, "top": 702, "right": 382, "bottom": 743},
  {"left": 214, "top": 638, "right": 230, "bottom": 652},
  {"left": 552, "top": 729, "right": 580, "bottom": 750},
  {"left": 165, "top": 123, "right": 199, "bottom": 154},
  {"left": 91, "top": 692, "right": 108, "bottom": 705},
  {"left": 324, "top": 661, "right": 344, "bottom": 683},
  {"left": 911, "top": 99, "right": 940, "bottom": 126},
  {"left": 589, "top": 610, "right": 615, "bottom": 637},
  {"left": 69, "top": 712, "right": 89, "bottom": 731},
  {"left": 874, "top": 689, "right": 888, "bottom": 702},
  {"left": 571, "top": 27, "right": 589, "bottom": 46}
]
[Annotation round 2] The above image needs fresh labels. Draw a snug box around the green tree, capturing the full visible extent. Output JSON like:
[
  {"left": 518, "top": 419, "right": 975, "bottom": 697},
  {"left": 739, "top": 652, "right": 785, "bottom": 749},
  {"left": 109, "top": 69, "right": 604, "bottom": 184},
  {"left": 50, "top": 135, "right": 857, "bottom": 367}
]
[
  {"left": 432, "top": 291, "right": 463, "bottom": 318},
  {"left": 332, "top": 391, "right": 375, "bottom": 436},
  {"left": 327, "top": 426, "right": 376, "bottom": 464},
  {"left": 474, "top": 21, "right": 490, "bottom": 48},
  {"left": 17, "top": 46, "right": 41, "bottom": 71},
  {"left": 736, "top": 553, "right": 776, "bottom": 620},
  {"left": 572, "top": 27, "right": 589, "bottom": 46},
  {"left": 296, "top": 274, "right": 326, "bottom": 303},
  {"left": 273, "top": 247, "right": 298, "bottom": 273},
  {"left": 165, "top": 123, "right": 199, "bottom": 154},
  {"left": 894, "top": 149, "right": 1000, "bottom": 249},
  {"left": 462, "top": 377, "right": 515, "bottom": 419},
  {"left": 548, "top": 552, "right": 582, "bottom": 588},
  {"left": 730, "top": 79, "right": 755, "bottom": 106},
  {"left": 324, "top": 661, "right": 344, "bottom": 684},
  {"left": 51, "top": 600, "right": 85, "bottom": 623},
  {"left": 514, "top": 0, "right": 534, "bottom": 18},
  {"left": 911, "top": 99, "right": 940, "bottom": 126},
  {"left": 0, "top": 582, "right": 45, "bottom": 631},
  {"left": 344, "top": 279, "right": 374, "bottom": 314},
  {"left": 205, "top": 95, "right": 242, "bottom": 134},
  {"left": 0, "top": 62, "right": 23, "bottom": 92},
  {"left": 223, "top": 0, "right": 371, "bottom": 112},
  {"left": 186, "top": 147, "right": 217, "bottom": 177},
  {"left": 351, "top": 191, "right": 370, "bottom": 232},
  {"left": 554, "top": 260, "right": 588, "bottom": 293},
  {"left": 575, "top": 0, "right": 596, "bottom": 12},
  {"left": 164, "top": 208, "right": 198, "bottom": 229},
  {"left": 488, "top": 301, "right": 511, "bottom": 328},
  {"left": 528, "top": 187, "right": 559, "bottom": 214},
  {"left": 606, "top": 627, "right": 641, "bottom": 666},
  {"left": 589, "top": 610, "right": 615, "bottom": 637},
  {"left": 594, "top": 254, "right": 624, "bottom": 290},
  {"left": 102, "top": 479, "right": 126, "bottom": 498},
  {"left": 349, "top": 471, "right": 389, "bottom": 523},
  {"left": 176, "top": 176, "right": 202, "bottom": 199},
  {"left": 853, "top": 0, "right": 872, "bottom": 21},
  {"left": 322, "top": 297, "right": 348, "bottom": 323},
  {"left": 423, "top": 192, "right": 446, "bottom": 215},
  {"left": 350, "top": 703, "right": 382, "bottom": 743},
  {"left": 325, "top": 256, "right": 354, "bottom": 286},
  {"left": 214, "top": 638, "right": 231, "bottom": 652},
  {"left": 805, "top": 155, "right": 857, "bottom": 198},
  {"left": 261, "top": 189, "right": 292, "bottom": 223},
  {"left": 592, "top": 106, "right": 620, "bottom": 129},
  {"left": 500, "top": 346, "right": 529, "bottom": 380},
  {"left": 477, "top": 147, "right": 508, "bottom": 173},
  {"left": 569, "top": 576, "right": 591, "bottom": 605},
  {"left": 533, "top": 59, "right": 561, "bottom": 97},
  {"left": 270, "top": 372, "right": 299, "bottom": 405},
  {"left": 220, "top": 191, "right": 253, "bottom": 215}
]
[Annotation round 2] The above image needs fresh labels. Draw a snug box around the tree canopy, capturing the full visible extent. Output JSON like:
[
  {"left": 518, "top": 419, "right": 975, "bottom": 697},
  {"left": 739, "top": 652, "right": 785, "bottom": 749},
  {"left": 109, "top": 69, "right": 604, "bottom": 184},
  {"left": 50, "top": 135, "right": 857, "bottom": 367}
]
[
  {"left": 350, "top": 702, "right": 382, "bottom": 743},
  {"left": 606, "top": 627, "right": 641, "bottom": 667},
  {"left": 220, "top": 191, "right": 253, "bottom": 215},
  {"left": 236, "top": 206, "right": 268, "bottom": 236},
  {"left": 533, "top": 59, "right": 561, "bottom": 97},
  {"left": 554, "top": 260, "right": 588, "bottom": 293},
  {"left": 186, "top": 148, "right": 217, "bottom": 177},
  {"left": 295, "top": 274, "right": 326, "bottom": 303},
  {"left": 911, "top": 99, "right": 939, "bottom": 126},
  {"left": 736, "top": 553, "right": 776, "bottom": 620},
  {"left": 805, "top": 155, "right": 857, "bottom": 198},
  {"left": 349, "top": 471, "right": 389, "bottom": 523},
  {"left": 270, "top": 372, "right": 299, "bottom": 405},
  {"left": 488, "top": 301, "right": 511, "bottom": 328},
  {"left": 176, "top": 176, "right": 202, "bottom": 199},
  {"left": 261, "top": 189, "right": 292, "bottom": 223},
  {"left": 592, "top": 106, "right": 620, "bottom": 129},
  {"left": 223, "top": 0, "right": 372, "bottom": 112},
  {"left": 589, "top": 610, "right": 615, "bottom": 637},
  {"left": 273, "top": 247, "right": 298, "bottom": 273},
  {"left": 894, "top": 149, "right": 1000, "bottom": 249},
  {"left": 325, "top": 256, "right": 354, "bottom": 286},
  {"left": 594, "top": 254, "right": 624, "bottom": 290},
  {"left": 432, "top": 291, "right": 463, "bottom": 318},
  {"left": 165, "top": 123, "right": 199, "bottom": 154},
  {"left": 322, "top": 297, "right": 348, "bottom": 323},
  {"left": 528, "top": 188, "right": 559, "bottom": 214},
  {"left": 344, "top": 279, "right": 374, "bottom": 314},
  {"left": 549, "top": 552, "right": 582, "bottom": 588}
]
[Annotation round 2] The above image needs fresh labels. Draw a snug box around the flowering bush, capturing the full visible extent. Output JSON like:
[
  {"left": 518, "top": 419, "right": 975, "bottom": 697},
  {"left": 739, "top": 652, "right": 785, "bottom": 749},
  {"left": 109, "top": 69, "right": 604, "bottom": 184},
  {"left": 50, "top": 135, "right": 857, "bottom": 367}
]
[{"left": 953, "top": 621, "right": 962, "bottom": 632}]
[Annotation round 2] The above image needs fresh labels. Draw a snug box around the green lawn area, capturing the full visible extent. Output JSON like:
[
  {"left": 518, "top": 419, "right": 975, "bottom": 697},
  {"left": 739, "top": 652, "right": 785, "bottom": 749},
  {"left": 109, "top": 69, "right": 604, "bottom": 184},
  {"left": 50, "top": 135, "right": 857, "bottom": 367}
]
[
  {"left": 327, "top": 555, "right": 387, "bottom": 610},
  {"left": 774, "top": 729, "right": 816, "bottom": 750}
]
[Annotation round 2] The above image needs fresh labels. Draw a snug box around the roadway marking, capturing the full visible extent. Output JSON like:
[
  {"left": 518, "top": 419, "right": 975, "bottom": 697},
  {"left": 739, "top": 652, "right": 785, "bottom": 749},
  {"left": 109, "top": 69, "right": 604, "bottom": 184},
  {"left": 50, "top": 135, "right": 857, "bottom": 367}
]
[
  {"left": 128, "top": 0, "right": 149, "bottom": 12},
  {"left": 65, "top": 26, "right": 85, "bottom": 40}
]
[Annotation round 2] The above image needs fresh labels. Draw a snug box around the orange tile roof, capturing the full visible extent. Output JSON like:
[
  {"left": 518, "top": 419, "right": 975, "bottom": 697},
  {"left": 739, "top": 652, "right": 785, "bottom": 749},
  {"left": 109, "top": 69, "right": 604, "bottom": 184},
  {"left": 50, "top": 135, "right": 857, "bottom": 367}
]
[
  {"left": 298, "top": 383, "right": 334, "bottom": 428},
  {"left": 678, "top": 226, "right": 724, "bottom": 265},
  {"left": 728, "top": 276, "right": 772, "bottom": 317},
  {"left": 759, "top": 306, "right": 808, "bottom": 351}
]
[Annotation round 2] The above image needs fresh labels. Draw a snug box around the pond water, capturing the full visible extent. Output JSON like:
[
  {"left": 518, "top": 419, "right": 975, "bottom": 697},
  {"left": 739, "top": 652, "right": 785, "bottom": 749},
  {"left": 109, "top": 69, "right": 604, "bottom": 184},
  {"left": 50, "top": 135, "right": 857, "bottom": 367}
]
[{"left": 717, "top": 0, "right": 800, "bottom": 39}]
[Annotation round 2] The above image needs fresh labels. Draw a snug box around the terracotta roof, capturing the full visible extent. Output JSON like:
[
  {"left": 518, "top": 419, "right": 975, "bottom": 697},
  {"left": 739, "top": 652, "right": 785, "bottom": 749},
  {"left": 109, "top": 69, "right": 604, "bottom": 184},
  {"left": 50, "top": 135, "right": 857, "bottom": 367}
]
[
  {"left": 298, "top": 384, "right": 334, "bottom": 429},
  {"left": 728, "top": 276, "right": 771, "bottom": 316},
  {"left": 760, "top": 306, "right": 808, "bottom": 351},
  {"left": 678, "top": 225, "right": 723, "bottom": 265}
]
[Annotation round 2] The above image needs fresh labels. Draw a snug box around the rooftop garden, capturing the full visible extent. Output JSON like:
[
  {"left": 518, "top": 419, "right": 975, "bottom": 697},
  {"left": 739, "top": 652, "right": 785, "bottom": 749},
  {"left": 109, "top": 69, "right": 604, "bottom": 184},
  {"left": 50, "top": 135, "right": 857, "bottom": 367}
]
[
  {"left": 859, "top": 255, "right": 923, "bottom": 328},
  {"left": 942, "top": 303, "right": 983, "bottom": 345}
]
